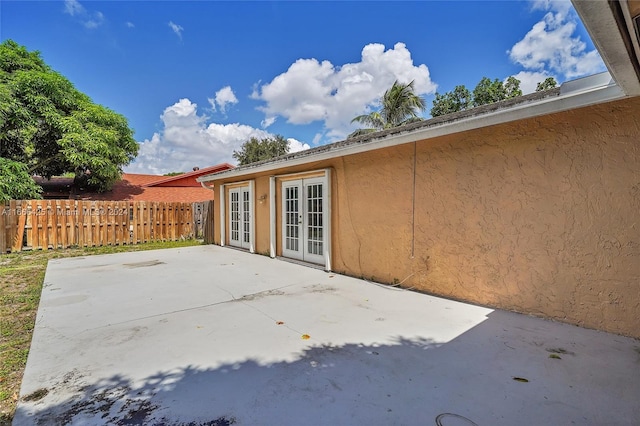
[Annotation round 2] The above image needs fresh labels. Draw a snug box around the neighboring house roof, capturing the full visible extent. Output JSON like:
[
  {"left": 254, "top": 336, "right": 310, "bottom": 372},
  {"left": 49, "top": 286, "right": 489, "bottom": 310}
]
[
  {"left": 84, "top": 175, "right": 212, "bottom": 202},
  {"left": 34, "top": 176, "right": 76, "bottom": 199},
  {"left": 36, "top": 163, "right": 234, "bottom": 202},
  {"left": 121, "top": 173, "right": 164, "bottom": 187}
]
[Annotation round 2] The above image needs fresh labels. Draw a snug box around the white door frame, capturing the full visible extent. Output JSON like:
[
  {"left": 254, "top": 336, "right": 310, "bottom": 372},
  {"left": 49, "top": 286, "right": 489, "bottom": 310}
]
[
  {"left": 279, "top": 171, "right": 330, "bottom": 267},
  {"left": 222, "top": 181, "right": 255, "bottom": 252},
  {"left": 281, "top": 180, "right": 303, "bottom": 261}
]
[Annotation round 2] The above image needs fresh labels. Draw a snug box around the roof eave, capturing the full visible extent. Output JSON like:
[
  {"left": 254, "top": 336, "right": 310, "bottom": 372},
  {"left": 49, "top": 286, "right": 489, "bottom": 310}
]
[
  {"left": 198, "top": 76, "right": 624, "bottom": 183},
  {"left": 572, "top": 0, "right": 640, "bottom": 96}
]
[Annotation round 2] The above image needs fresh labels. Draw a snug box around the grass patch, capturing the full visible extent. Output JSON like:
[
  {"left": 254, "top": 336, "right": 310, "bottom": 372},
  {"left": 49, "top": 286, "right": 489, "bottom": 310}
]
[{"left": 0, "top": 239, "right": 203, "bottom": 424}]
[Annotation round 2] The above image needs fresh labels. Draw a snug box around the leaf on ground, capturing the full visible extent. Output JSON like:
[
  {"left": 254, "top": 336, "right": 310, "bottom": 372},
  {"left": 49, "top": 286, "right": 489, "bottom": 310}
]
[
  {"left": 276, "top": 321, "right": 284, "bottom": 325},
  {"left": 301, "top": 334, "right": 310, "bottom": 340},
  {"left": 512, "top": 377, "right": 529, "bottom": 383}
]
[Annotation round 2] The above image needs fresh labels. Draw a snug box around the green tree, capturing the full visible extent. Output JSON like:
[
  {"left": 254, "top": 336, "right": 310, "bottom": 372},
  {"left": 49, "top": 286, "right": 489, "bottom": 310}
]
[
  {"left": 503, "top": 76, "right": 523, "bottom": 99},
  {"left": 536, "top": 77, "right": 558, "bottom": 92},
  {"left": 350, "top": 80, "right": 426, "bottom": 137},
  {"left": 0, "top": 158, "right": 42, "bottom": 201},
  {"left": 472, "top": 77, "right": 507, "bottom": 107},
  {"left": 0, "top": 40, "right": 138, "bottom": 193},
  {"left": 233, "top": 135, "right": 289, "bottom": 165},
  {"left": 430, "top": 85, "right": 472, "bottom": 117},
  {"left": 431, "top": 76, "right": 526, "bottom": 117}
]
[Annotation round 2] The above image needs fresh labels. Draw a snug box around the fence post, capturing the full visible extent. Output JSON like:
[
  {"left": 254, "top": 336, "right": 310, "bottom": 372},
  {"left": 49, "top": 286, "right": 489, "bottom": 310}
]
[
  {"left": 11, "top": 201, "right": 26, "bottom": 252},
  {"left": 0, "top": 201, "right": 7, "bottom": 253}
]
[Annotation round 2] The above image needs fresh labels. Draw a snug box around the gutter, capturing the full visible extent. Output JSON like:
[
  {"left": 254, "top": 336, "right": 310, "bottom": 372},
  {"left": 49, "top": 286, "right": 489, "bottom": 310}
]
[
  {"left": 198, "top": 72, "right": 624, "bottom": 183},
  {"left": 200, "top": 181, "right": 214, "bottom": 191}
]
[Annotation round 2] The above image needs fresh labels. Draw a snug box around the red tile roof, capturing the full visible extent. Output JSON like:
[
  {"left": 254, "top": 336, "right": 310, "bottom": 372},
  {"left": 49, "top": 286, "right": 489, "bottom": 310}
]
[
  {"left": 120, "top": 173, "right": 166, "bottom": 187},
  {"left": 34, "top": 163, "right": 233, "bottom": 202},
  {"left": 85, "top": 185, "right": 215, "bottom": 202}
]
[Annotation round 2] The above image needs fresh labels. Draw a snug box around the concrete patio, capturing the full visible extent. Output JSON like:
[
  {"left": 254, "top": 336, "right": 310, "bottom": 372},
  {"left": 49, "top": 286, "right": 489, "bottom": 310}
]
[{"left": 14, "top": 245, "right": 640, "bottom": 425}]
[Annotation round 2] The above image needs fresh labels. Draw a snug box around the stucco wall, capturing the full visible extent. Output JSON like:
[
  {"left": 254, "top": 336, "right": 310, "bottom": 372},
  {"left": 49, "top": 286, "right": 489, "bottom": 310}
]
[
  {"left": 212, "top": 96, "right": 640, "bottom": 338},
  {"left": 336, "top": 96, "right": 639, "bottom": 338}
]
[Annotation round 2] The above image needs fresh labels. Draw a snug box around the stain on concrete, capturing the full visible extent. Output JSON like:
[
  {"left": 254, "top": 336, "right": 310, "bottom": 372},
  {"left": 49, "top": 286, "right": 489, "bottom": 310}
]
[
  {"left": 123, "top": 260, "right": 165, "bottom": 268},
  {"left": 22, "top": 388, "right": 48, "bottom": 402},
  {"left": 307, "top": 284, "right": 338, "bottom": 294},
  {"left": 102, "top": 326, "right": 148, "bottom": 346},
  {"left": 236, "top": 289, "right": 285, "bottom": 301},
  {"left": 546, "top": 347, "right": 575, "bottom": 356}
]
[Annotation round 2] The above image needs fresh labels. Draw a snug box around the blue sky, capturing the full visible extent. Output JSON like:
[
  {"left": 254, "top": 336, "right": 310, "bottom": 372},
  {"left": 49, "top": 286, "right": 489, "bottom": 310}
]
[{"left": 1, "top": 0, "right": 605, "bottom": 174}]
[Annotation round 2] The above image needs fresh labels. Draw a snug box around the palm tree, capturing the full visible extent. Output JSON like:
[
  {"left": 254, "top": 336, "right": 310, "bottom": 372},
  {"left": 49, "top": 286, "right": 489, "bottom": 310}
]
[{"left": 349, "top": 80, "right": 426, "bottom": 138}]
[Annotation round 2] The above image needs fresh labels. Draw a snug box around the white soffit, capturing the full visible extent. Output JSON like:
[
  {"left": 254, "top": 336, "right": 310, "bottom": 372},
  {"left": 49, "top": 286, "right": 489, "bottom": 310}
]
[{"left": 573, "top": 0, "right": 640, "bottom": 96}]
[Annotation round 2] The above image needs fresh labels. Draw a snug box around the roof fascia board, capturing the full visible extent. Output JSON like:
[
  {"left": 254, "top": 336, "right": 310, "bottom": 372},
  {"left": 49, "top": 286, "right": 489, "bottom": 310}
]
[
  {"left": 572, "top": 0, "right": 640, "bottom": 96},
  {"left": 198, "top": 82, "right": 624, "bottom": 183}
]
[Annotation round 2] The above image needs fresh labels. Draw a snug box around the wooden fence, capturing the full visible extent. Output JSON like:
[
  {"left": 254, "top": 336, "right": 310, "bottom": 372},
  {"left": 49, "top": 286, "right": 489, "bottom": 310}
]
[{"left": 0, "top": 200, "right": 214, "bottom": 253}]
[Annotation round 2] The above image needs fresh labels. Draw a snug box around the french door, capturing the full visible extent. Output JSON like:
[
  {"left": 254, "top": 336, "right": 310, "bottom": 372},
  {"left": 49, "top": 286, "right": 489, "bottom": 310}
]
[
  {"left": 282, "top": 177, "right": 326, "bottom": 264},
  {"left": 229, "top": 187, "right": 251, "bottom": 249}
]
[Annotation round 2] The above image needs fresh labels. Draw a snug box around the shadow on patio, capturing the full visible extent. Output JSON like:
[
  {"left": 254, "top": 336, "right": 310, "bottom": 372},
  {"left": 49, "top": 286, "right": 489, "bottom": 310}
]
[{"left": 15, "top": 309, "right": 640, "bottom": 425}]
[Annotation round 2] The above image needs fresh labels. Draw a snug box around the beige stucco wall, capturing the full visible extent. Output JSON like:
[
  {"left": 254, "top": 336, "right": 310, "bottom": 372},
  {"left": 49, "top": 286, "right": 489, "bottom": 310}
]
[{"left": 211, "top": 96, "right": 640, "bottom": 338}]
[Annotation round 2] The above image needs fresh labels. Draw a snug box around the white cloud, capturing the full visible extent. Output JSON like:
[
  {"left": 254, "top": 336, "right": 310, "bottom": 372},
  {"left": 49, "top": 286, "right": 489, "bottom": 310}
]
[
  {"left": 253, "top": 42, "right": 437, "bottom": 142},
  {"left": 287, "top": 138, "right": 311, "bottom": 153},
  {"left": 126, "top": 21, "right": 135, "bottom": 28},
  {"left": 209, "top": 86, "right": 238, "bottom": 113},
  {"left": 126, "top": 99, "right": 307, "bottom": 174},
  {"left": 168, "top": 21, "right": 184, "bottom": 39},
  {"left": 508, "top": 1, "right": 606, "bottom": 80},
  {"left": 64, "top": 0, "right": 84, "bottom": 16},
  {"left": 531, "top": 0, "right": 572, "bottom": 16},
  {"left": 84, "top": 11, "right": 104, "bottom": 29},
  {"left": 261, "top": 117, "right": 276, "bottom": 128},
  {"left": 63, "top": 0, "right": 104, "bottom": 29}
]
